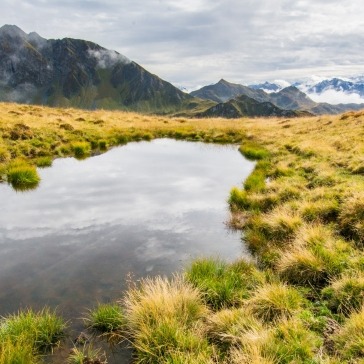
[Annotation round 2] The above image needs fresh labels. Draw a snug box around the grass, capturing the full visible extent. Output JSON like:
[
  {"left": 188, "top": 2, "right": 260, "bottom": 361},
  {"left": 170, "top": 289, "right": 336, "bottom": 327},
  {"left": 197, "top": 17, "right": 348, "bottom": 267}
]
[
  {"left": 84, "top": 303, "right": 124, "bottom": 333},
  {"left": 123, "top": 275, "right": 212, "bottom": 363},
  {"left": 246, "top": 282, "right": 305, "bottom": 322},
  {"left": 185, "top": 258, "right": 264, "bottom": 309},
  {"left": 0, "top": 308, "right": 66, "bottom": 363},
  {"left": 332, "top": 306, "right": 364, "bottom": 360},
  {"left": 68, "top": 345, "right": 107, "bottom": 364},
  {"left": 323, "top": 272, "right": 364, "bottom": 315},
  {"left": 6, "top": 159, "right": 40, "bottom": 190},
  {"left": 1, "top": 102, "right": 364, "bottom": 362}
]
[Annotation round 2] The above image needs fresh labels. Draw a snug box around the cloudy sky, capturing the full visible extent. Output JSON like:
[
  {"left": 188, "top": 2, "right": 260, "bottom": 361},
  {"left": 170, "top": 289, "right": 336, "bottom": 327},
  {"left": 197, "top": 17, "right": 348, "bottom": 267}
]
[{"left": 1, "top": 0, "right": 364, "bottom": 90}]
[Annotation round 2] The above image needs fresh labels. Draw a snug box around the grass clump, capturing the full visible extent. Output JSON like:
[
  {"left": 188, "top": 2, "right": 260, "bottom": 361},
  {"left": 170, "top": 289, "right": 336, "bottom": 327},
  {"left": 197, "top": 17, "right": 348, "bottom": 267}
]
[
  {"left": 246, "top": 282, "right": 305, "bottom": 323},
  {"left": 323, "top": 273, "right": 364, "bottom": 315},
  {"left": 0, "top": 338, "right": 37, "bottom": 364},
  {"left": 72, "top": 141, "right": 91, "bottom": 159},
  {"left": 277, "top": 224, "right": 351, "bottom": 286},
  {"left": 123, "top": 275, "right": 211, "bottom": 363},
  {"left": 0, "top": 307, "right": 66, "bottom": 352},
  {"left": 332, "top": 306, "right": 364, "bottom": 360},
  {"left": 35, "top": 156, "right": 53, "bottom": 168},
  {"left": 206, "top": 307, "right": 263, "bottom": 348},
  {"left": 185, "top": 258, "right": 264, "bottom": 309},
  {"left": 84, "top": 303, "right": 124, "bottom": 333},
  {"left": 6, "top": 159, "right": 40, "bottom": 190},
  {"left": 265, "top": 318, "right": 322, "bottom": 363},
  {"left": 68, "top": 345, "right": 107, "bottom": 364},
  {"left": 339, "top": 192, "right": 364, "bottom": 245},
  {"left": 239, "top": 140, "right": 270, "bottom": 160}
]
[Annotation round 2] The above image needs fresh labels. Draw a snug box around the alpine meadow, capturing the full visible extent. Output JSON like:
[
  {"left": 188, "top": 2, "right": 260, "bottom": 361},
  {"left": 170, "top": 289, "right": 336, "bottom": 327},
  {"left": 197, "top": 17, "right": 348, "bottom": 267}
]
[{"left": 0, "top": 101, "right": 363, "bottom": 362}]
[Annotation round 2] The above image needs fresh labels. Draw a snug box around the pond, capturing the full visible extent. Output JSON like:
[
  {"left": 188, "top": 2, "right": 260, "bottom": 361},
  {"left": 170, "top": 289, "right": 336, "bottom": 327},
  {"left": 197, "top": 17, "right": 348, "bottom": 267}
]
[{"left": 0, "top": 139, "right": 254, "bottom": 362}]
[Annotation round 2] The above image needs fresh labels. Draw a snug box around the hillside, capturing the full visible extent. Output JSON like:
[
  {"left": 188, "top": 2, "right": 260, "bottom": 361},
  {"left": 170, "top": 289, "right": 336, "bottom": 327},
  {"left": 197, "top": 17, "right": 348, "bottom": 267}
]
[
  {"left": 191, "top": 79, "right": 271, "bottom": 103},
  {"left": 0, "top": 24, "right": 193, "bottom": 113},
  {"left": 196, "top": 94, "right": 306, "bottom": 118}
]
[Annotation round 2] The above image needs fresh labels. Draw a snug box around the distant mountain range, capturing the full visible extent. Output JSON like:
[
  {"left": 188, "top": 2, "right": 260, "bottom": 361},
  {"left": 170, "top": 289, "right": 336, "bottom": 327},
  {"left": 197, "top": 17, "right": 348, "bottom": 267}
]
[
  {"left": 306, "top": 78, "right": 364, "bottom": 97},
  {"left": 1, "top": 24, "right": 364, "bottom": 118},
  {"left": 191, "top": 79, "right": 364, "bottom": 115}
]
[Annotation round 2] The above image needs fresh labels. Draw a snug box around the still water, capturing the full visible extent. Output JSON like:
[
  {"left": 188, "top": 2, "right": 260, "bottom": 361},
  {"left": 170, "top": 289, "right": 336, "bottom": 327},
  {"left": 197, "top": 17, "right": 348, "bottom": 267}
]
[{"left": 0, "top": 139, "right": 254, "bottom": 361}]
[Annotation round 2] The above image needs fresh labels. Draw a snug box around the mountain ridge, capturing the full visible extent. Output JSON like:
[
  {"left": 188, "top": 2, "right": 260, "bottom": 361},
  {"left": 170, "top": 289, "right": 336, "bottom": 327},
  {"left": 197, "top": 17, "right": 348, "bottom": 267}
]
[{"left": 0, "top": 24, "right": 194, "bottom": 113}]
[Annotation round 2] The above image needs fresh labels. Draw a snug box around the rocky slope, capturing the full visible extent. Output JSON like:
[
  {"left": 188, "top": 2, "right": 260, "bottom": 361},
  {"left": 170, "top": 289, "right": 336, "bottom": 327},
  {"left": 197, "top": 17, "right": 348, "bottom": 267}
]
[{"left": 0, "top": 24, "right": 193, "bottom": 113}]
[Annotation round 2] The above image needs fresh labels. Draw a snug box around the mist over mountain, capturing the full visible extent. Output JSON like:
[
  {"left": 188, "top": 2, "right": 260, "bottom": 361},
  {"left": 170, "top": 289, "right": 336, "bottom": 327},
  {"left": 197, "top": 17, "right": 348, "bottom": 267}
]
[{"left": 0, "top": 24, "right": 193, "bottom": 113}]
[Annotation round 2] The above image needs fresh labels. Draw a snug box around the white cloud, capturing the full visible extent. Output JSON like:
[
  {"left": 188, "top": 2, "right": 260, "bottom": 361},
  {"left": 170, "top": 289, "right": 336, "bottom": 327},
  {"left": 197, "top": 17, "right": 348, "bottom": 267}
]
[
  {"left": 87, "top": 49, "right": 130, "bottom": 68},
  {"left": 0, "top": 0, "right": 364, "bottom": 88},
  {"left": 307, "top": 90, "right": 364, "bottom": 105}
]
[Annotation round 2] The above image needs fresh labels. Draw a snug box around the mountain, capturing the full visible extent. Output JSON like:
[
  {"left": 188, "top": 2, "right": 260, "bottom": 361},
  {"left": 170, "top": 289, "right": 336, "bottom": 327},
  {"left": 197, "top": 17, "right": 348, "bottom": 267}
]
[
  {"left": 0, "top": 24, "right": 193, "bottom": 113},
  {"left": 269, "top": 86, "right": 364, "bottom": 114},
  {"left": 307, "top": 77, "right": 364, "bottom": 97},
  {"left": 196, "top": 94, "right": 307, "bottom": 118},
  {"left": 248, "top": 81, "right": 282, "bottom": 93},
  {"left": 192, "top": 79, "right": 364, "bottom": 115},
  {"left": 190, "top": 79, "right": 270, "bottom": 103}
]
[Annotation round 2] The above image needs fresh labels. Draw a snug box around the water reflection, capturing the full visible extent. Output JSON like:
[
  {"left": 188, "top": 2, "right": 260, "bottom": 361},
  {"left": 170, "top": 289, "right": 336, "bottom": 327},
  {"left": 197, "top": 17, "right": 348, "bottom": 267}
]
[{"left": 0, "top": 139, "right": 255, "bottom": 362}]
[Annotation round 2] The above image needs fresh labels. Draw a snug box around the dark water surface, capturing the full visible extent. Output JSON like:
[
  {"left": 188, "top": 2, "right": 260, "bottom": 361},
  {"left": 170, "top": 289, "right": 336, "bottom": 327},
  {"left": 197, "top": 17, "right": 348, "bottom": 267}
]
[{"left": 0, "top": 139, "right": 254, "bottom": 362}]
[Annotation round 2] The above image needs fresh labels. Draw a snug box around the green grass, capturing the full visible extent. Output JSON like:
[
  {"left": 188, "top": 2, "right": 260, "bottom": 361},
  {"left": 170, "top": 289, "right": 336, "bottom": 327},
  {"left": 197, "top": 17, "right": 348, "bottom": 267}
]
[
  {"left": 246, "top": 283, "right": 305, "bottom": 322},
  {"left": 68, "top": 345, "right": 107, "bottom": 364},
  {"left": 239, "top": 140, "right": 270, "bottom": 160},
  {"left": 185, "top": 258, "right": 264, "bottom": 309},
  {"left": 6, "top": 159, "right": 40, "bottom": 190},
  {"left": 123, "top": 276, "right": 211, "bottom": 363},
  {"left": 0, "top": 338, "right": 37, "bottom": 364},
  {"left": 71, "top": 141, "right": 91, "bottom": 159},
  {"left": 84, "top": 303, "right": 124, "bottom": 333},
  {"left": 333, "top": 306, "right": 364, "bottom": 360},
  {"left": 0, "top": 307, "right": 66, "bottom": 352},
  {"left": 35, "top": 156, "right": 53, "bottom": 168},
  {"left": 323, "top": 273, "right": 364, "bottom": 315}
]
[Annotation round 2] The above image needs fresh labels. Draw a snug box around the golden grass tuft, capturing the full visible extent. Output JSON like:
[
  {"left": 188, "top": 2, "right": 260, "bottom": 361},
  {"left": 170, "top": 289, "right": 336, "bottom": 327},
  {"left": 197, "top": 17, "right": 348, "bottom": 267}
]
[
  {"left": 332, "top": 305, "right": 364, "bottom": 360},
  {"left": 245, "top": 283, "right": 305, "bottom": 323}
]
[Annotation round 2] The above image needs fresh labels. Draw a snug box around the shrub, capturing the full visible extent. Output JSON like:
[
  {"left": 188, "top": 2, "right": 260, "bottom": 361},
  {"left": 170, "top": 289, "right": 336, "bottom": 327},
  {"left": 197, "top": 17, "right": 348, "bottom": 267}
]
[
  {"left": 185, "top": 258, "right": 264, "bottom": 309},
  {"left": 246, "top": 283, "right": 305, "bottom": 322}
]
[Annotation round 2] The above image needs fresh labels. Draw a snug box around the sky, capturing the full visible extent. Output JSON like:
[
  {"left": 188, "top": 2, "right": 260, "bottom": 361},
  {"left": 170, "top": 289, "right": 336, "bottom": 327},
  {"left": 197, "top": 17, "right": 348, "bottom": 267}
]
[{"left": 1, "top": 0, "right": 364, "bottom": 92}]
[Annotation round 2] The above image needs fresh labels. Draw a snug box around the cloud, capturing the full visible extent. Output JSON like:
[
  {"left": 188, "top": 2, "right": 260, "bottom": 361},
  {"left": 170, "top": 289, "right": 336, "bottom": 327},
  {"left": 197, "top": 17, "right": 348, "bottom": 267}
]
[
  {"left": 0, "top": 0, "right": 364, "bottom": 88},
  {"left": 87, "top": 49, "right": 130, "bottom": 68},
  {"left": 306, "top": 90, "right": 364, "bottom": 105}
]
